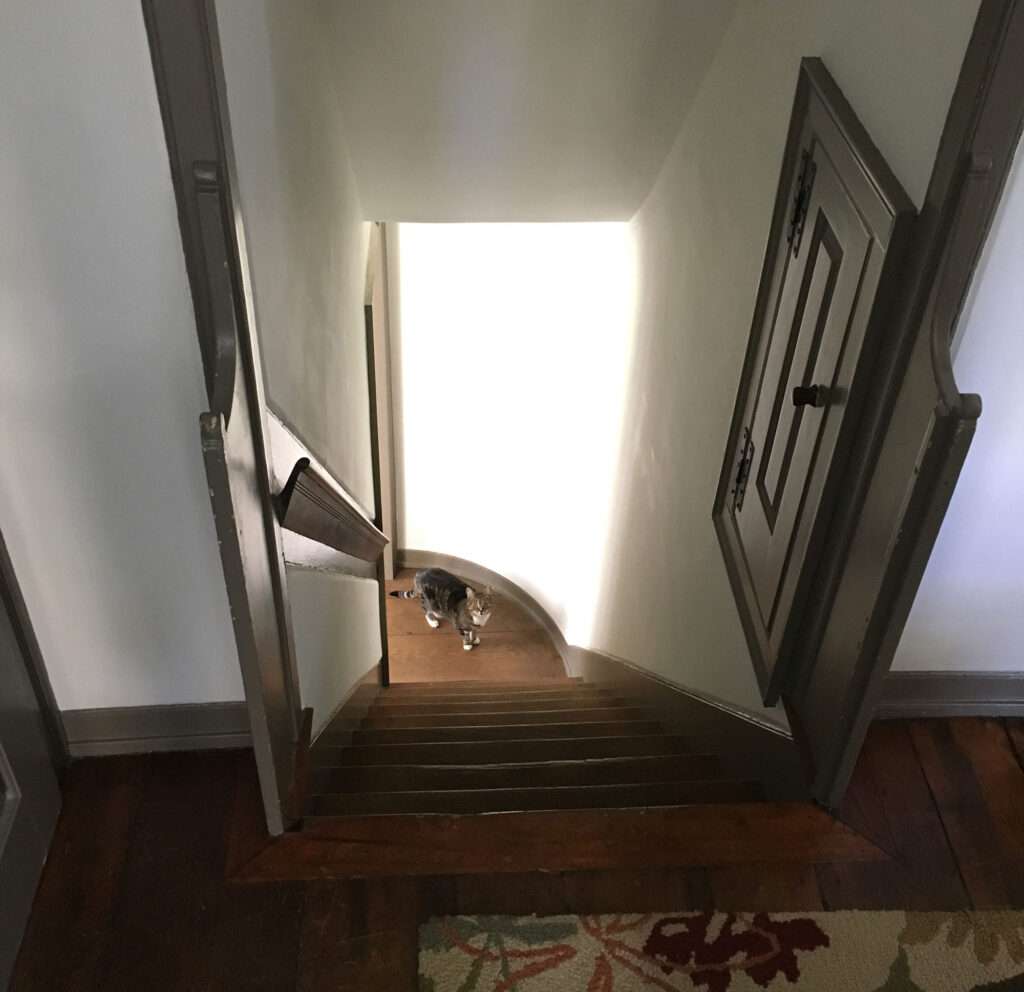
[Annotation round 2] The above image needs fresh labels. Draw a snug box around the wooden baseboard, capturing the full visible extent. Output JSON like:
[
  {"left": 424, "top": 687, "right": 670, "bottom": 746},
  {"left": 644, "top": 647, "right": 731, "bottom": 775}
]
[
  {"left": 569, "top": 647, "right": 806, "bottom": 801},
  {"left": 61, "top": 702, "right": 251, "bottom": 757},
  {"left": 876, "top": 672, "right": 1024, "bottom": 718},
  {"left": 310, "top": 664, "right": 382, "bottom": 748}
]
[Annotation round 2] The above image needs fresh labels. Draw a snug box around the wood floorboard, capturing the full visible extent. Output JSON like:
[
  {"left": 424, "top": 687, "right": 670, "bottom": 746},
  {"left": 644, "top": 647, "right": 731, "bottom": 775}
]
[
  {"left": 9, "top": 755, "right": 149, "bottom": 992},
  {"left": 455, "top": 872, "right": 570, "bottom": 916},
  {"left": 89, "top": 750, "right": 271, "bottom": 991},
  {"left": 909, "top": 718, "right": 1024, "bottom": 908},
  {"left": 297, "top": 878, "right": 421, "bottom": 992},
  {"left": 15, "top": 714, "right": 1024, "bottom": 991},
  {"left": 817, "top": 721, "right": 969, "bottom": 911},
  {"left": 15, "top": 587, "right": 1024, "bottom": 989},
  {"left": 561, "top": 867, "right": 713, "bottom": 914},
  {"left": 240, "top": 803, "right": 885, "bottom": 880},
  {"left": 709, "top": 864, "right": 824, "bottom": 911}
]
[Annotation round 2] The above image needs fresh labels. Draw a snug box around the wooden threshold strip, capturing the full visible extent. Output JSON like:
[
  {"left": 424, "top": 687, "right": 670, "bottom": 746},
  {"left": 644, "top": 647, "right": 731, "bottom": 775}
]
[{"left": 232, "top": 802, "right": 889, "bottom": 881}]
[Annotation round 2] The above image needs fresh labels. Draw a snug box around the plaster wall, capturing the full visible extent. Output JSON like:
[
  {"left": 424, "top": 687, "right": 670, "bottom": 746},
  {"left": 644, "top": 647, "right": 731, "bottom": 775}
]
[
  {"left": 590, "top": 0, "right": 981, "bottom": 720},
  {"left": 0, "top": 0, "right": 241, "bottom": 709},
  {"left": 217, "top": 0, "right": 375, "bottom": 511},
  {"left": 892, "top": 137, "right": 1024, "bottom": 673},
  {"left": 217, "top": 0, "right": 383, "bottom": 723},
  {"left": 320, "top": 0, "right": 738, "bottom": 222}
]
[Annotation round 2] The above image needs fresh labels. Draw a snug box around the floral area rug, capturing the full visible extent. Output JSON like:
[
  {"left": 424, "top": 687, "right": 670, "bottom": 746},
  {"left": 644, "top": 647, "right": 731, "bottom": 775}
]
[{"left": 418, "top": 911, "right": 1024, "bottom": 991}]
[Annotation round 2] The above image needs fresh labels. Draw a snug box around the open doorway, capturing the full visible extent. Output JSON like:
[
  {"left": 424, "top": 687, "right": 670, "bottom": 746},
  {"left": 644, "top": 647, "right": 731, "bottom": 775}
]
[{"left": 378, "top": 221, "right": 636, "bottom": 687}]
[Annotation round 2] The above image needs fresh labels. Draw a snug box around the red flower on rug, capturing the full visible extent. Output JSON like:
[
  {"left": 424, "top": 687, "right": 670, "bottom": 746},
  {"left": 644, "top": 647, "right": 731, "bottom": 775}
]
[{"left": 640, "top": 912, "right": 830, "bottom": 992}]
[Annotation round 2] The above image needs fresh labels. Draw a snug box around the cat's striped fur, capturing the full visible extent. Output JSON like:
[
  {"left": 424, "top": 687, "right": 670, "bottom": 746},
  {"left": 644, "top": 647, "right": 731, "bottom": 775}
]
[{"left": 389, "top": 567, "right": 493, "bottom": 650}]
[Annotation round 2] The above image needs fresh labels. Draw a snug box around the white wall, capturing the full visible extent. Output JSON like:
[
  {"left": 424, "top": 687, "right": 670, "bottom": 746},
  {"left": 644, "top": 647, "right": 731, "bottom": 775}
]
[
  {"left": 0, "top": 1, "right": 241, "bottom": 709},
  {"left": 587, "top": 0, "right": 980, "bottom": 721},
  {"left": 217, "top": 0, "right": 383, "bottom": 724},
  {"left": 397, "top": 223, "right": 635, "bottom": 644},
  {"left": 320, "top": 0, "right": 737, "bottom": 222},
  {"left": 217, "top": 0, "right": 375, "bottom": 511},
  {"left": 892, "top": 138, "right": 1024, "bottom": 672}
]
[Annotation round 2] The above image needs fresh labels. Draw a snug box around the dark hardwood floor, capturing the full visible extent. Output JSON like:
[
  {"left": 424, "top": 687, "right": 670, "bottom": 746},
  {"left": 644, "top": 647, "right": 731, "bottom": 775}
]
[
  {"left": 12, "top": 715, "right": 1024, "bottom": 991},
  {"left": 14, "top": 582, "right": 1024, "bottom": 988}
]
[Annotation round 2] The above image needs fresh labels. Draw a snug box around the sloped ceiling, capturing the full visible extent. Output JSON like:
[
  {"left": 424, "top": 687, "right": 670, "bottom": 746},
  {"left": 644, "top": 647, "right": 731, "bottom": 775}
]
[{"left": 319, "top": 0, "right": 738, "bottom": 221}]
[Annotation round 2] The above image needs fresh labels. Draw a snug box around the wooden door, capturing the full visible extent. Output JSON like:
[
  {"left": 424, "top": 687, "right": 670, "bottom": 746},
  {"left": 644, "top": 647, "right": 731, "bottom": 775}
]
[
  {"left": 0, "top": 533, "right": 62, "bottom": 988},
  {"left": 714, "top": 60, "right": 915, "bottom": 703},
  {"left": 143, "top": 0, "right": 300, "bottom": 835}
]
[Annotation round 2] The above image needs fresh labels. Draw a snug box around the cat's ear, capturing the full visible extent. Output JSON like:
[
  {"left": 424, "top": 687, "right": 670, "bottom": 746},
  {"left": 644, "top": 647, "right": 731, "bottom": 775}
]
[{"left": 465, "top": 586, "right": 476, "bottom": 601}]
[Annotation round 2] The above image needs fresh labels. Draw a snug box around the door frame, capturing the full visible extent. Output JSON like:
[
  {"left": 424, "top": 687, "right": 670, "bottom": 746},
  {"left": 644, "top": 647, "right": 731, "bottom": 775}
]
[
  {"left": 142, "top": 0, "right": 302, "bottom": 834},
  {"left": 0, "top": 533, "right": 67, "bottom": 774},
  {"left": 776, "top": 0, "right": 1024, "bottom": 805}
]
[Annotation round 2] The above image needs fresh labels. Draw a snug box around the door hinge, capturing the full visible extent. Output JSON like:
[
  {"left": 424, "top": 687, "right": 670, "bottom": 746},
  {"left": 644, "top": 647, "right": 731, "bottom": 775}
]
[
  {"left": 787, "top": 148, "right": 817, "bottom": 258},
  {"left": 731, "top": 427, "right": 755, "bottom": 513}
]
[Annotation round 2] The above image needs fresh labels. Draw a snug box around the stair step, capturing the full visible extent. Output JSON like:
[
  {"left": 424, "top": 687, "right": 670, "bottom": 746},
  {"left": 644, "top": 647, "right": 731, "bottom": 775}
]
[
  {"left": 309, "top": 734, "right": 692, "bottom": 767},
  {"left": 381, "top": 678, "right": 582, "bottom": 694},
  {"left": 236, "top": 804, "right": 884, "bottom": 880},
  {"left": 308, "top": 754, "right": 722, "bottom": 794},
  {"left": 349, "top": 720, "right": 665, "bottom": 746},
  {"left": 357, "top": 707, "right": 650, "bottom": 729},
  {"left": 368, "top": 689, "right": 623, "bottom": 710},
  {"left": 307, "top": 779, "right": 763, "bottom": 815}
]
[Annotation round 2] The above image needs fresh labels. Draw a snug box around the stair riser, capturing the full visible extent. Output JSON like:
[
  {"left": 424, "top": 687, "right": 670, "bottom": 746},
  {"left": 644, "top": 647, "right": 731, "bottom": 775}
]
[
  {"left": 381, "top": 679, "right": 582, "bottom": 694},
  {"left": 310, "top": 735, "right": 692, "bottom": 767},
  {"left": 309, "top": 779, "right": 763, "bottom": 816},
  {"left": 349, "top": 721, "right": 664, "bottom": 746},
  {"left": 358, "top": 708, "right": 650, "bottom": 729},
  {"left": 309, "top": 755, "right": 722, "bottom": 793},
  {"left": 367, "top": 692, "right": 624, "bottom": 711}
]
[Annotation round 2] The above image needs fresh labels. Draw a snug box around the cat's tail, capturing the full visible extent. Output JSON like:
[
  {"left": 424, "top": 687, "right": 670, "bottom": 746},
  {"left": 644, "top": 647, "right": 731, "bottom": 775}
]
[{"left": 388, "top": 589, "right": 417, "bottom": 599}]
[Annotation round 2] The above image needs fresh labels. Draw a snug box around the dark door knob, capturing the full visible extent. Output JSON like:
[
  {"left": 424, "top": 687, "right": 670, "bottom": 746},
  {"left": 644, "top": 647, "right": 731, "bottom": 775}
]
[{"left": 792, "top": 384, "right": 828, "bottom": 408}]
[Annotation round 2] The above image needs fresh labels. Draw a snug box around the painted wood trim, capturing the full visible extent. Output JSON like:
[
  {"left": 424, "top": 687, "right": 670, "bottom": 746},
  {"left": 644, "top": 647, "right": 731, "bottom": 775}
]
[
  {"left": 567, "top": 647, "right": 807, "bottom": 802},
  {"left": 876, "top": 672, "right": 1024, "bottom": 718},
  {"left": 277, "top": 457, "right": 387, "bottom": 563},
  {"left": 309, "top": 665, "right": 382, "bottom": 747},
  {"left": 790, "top": 0, "right": 1024, "bottom": 808},
  {"left": 61, "top": 703, "right": 252, "bottom": 757},
  {"left": 143, "top": 0, "right": 302, "bottom": 836},
  {"left": 397, "top": 549, "right": 570, "bottom": 661},
  {"left": 712, "top": 56, "right": 917, "bottom": 702},
  {"left": 0, "top": 529, "right": 67, "bottom": 770}
]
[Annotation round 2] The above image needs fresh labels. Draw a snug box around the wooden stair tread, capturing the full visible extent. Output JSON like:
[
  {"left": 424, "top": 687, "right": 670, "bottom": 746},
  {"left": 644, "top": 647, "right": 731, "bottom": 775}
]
[
  {"left": 308, "top": 754, "right": 722, "bottom": 793},
  {"left": 383, "top": 678, "right": 582, "bottom": 693},
  {"left": 357, "top": 707, "right": 651, "bottom": 729},
  {"left": 308, "top": 779, "right": 763, "bottom": 815},
  {"left": 350, "top": 720, "right": 665, "bottom": 745},
  {"left": 365, "top": 690, "right": 626, "bottom": 711},
  {"left": 309, "top": 734, "right": 693, "bottom": 767},
  {"left": 238, "top": 804, "right": 887, "bottom": 879}
]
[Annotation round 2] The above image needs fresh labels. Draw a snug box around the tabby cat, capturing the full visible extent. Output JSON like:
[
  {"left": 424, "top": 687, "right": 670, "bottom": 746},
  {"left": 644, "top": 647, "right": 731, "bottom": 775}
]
[{"left": 389, "top": 567, "right": 494, "bottom": 650}]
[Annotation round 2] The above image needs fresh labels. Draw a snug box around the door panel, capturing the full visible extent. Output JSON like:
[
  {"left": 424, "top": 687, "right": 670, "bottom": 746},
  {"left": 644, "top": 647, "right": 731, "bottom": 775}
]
[
  {"left": 714, "top": 59, "right": 916, "bottom": 710},
  {"left": 738, "top": 145, "right": 874, "bottom": 645},
  {"left": 0, "top": 535, "right": 62, "bottom": 988}
]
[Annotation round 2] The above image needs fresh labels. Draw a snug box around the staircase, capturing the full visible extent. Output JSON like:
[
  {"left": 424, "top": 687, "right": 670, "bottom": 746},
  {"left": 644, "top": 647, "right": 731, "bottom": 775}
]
[{"left": 305, "top": 677, "right": 763, "bottom": 817}]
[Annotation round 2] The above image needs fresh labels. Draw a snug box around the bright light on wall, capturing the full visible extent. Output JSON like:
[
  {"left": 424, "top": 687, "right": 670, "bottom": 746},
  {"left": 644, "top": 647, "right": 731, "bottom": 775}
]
[{"left": 397, "top": 222, "right": 636, "bottom": 646}]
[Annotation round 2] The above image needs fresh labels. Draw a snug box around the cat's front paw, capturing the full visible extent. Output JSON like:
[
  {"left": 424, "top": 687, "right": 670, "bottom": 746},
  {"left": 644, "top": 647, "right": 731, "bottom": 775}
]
[
  {"left": 426, "top": 617, "right": 440, "bottom": 628},
  {"left": 463, "top": 642, "right": 474, "bottom": 651}
]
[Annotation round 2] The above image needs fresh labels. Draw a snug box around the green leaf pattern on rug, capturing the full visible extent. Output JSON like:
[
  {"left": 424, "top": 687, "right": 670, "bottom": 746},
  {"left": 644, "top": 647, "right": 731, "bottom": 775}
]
[
  {"left": 421, "top": 911, "right": 1024, "bottom": 990},
  {"left": 869, "top": 947, "right": 927, "bottom": 992},
  {"left": 901, "top": 912, "right": 1024, "bottom": 966}
]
